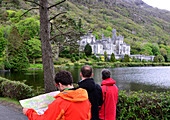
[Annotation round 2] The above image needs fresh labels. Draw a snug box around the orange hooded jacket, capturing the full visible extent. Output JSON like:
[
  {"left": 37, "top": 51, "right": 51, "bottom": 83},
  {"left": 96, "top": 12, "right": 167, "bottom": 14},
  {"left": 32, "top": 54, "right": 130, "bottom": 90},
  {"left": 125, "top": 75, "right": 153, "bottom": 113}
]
[{"left": 25, "top": 88, "right": 91, "bottom": 120}]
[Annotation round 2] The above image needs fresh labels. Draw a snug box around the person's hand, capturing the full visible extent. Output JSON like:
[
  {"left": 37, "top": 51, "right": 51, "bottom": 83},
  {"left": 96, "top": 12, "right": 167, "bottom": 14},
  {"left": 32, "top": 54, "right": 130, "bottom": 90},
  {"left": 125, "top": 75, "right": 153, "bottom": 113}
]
[{"left": 23, "top": 108, "right": 29, "bottom": 114}]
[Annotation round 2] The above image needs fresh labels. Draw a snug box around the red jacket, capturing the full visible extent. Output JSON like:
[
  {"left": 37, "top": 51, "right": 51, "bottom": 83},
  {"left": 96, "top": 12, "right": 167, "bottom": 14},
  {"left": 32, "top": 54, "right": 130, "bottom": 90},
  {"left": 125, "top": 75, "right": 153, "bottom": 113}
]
[
  {"left": 99, "top": 78, "right": 119, "bottom": 120},
  {"left": 25, "top": 88, "right": 91, "bottom": 120}
]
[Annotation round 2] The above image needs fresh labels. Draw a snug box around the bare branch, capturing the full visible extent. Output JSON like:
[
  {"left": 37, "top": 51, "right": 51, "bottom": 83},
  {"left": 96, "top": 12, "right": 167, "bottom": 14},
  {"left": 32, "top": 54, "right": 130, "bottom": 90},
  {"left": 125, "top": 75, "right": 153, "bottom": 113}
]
[
  {"left": 23, "top": 0, "right": 43, "bottom": 8},
  {"left": 48, "top": 0, "right": 66, "bottom": 9},
  {"left": 54, "top": 24, "right": 64, "bottom": 34},
  {"left": 50, "top": 12, "right": 67, "bottom": 21},
  {"left": 50, "top": 31, "right": 71, "bottom": 41},
  {"left": 20, "top": 7, "right": 39, "bottom": 19}
]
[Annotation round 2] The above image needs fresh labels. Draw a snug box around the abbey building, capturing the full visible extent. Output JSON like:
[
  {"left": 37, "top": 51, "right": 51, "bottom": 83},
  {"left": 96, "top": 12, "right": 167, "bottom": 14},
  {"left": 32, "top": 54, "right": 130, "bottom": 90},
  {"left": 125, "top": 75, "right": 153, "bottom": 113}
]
[
  {"left": 79, "top": 29, "right": 154, "bottom": 61},
  {"left": 79, "top": 29, "right": 130, "bottom": 57}
]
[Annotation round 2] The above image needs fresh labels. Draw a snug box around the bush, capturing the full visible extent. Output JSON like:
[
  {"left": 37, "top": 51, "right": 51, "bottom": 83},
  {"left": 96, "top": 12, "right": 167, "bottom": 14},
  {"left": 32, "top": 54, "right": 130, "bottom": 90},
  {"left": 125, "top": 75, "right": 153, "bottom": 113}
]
[
  {"left": 3, "top": 61, "right": 11, "bottom": 70},
  {"left": 54, "top": 61, "right": 62, "bottom": 65},
  {"left": 0, "top": 77, "right": 34, "bottom": 100},
  {"left": 35, "top": 58, "right": 42, "bottom": 64},
  {"left": 66, "top": 63, "right": 70, "bottom": 66},
  {"left": 117, "top": 90, "right": 170, "bottom": 119},
  {"left": 65, "top": 54, "right": 72, "bottom": 58},
  {"left": 75, "top": 56, "right": 80, "bottom": 61},
  {"left": 74, "top": 63, "right": 79, "bottom": 66},
  {"left": 0, "top": 63, "right": 4, "bottom": 70},
  {"left": 71, "top": 57, "right": 76, "bottom": 63},
  {"left": 59, "top": 54, "right": 65, "bottom": 58}
]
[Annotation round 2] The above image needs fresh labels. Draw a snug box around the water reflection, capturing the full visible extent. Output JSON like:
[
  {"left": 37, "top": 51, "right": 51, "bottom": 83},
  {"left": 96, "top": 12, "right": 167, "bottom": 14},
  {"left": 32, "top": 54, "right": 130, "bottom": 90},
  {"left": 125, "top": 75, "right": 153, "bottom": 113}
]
[{"left": 0, "top": 66, "right": 170, "bottom": 92}]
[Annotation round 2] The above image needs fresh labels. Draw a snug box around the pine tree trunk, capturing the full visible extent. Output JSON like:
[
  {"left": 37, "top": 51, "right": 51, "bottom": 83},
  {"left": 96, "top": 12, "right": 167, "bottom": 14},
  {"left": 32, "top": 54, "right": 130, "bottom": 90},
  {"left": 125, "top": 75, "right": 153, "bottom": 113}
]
[{"left": 39, "top": 0, "right": 57, "bottom": 93}]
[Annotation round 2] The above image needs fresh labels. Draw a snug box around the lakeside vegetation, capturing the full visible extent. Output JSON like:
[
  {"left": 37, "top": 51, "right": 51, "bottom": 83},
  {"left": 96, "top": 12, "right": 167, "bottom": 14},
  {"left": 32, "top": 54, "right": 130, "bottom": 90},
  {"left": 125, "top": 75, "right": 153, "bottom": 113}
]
[{"left": 0, "top": 76, "right": 169, "bottom": 119}]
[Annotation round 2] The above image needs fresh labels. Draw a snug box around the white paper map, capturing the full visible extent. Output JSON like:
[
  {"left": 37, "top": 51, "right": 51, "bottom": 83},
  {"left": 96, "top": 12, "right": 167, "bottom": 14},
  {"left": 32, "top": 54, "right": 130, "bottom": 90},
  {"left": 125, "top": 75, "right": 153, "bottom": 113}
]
[{"left": 19, "top": 91, "right": 60, "bottom": 115}]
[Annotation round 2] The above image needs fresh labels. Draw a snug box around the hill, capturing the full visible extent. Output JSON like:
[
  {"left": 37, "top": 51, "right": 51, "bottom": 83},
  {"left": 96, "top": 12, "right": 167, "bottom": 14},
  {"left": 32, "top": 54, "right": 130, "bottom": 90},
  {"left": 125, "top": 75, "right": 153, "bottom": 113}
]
[{"left": 0, "top": 0, "right": 169, "bottom": 59}]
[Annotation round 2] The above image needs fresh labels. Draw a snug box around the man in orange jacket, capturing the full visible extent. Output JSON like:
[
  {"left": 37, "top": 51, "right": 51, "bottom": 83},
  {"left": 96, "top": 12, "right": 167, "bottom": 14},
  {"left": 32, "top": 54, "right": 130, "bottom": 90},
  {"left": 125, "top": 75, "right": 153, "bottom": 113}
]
[{"left": 23, "top": 70, "right": 91, "bottom": 120}]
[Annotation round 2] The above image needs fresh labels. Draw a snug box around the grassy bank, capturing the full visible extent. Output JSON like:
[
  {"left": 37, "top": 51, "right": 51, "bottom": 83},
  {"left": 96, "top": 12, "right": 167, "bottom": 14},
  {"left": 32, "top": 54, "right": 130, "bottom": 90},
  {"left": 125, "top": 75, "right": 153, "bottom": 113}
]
[{"left": 28, "top": 61, "right": 170, "bottom": 69}]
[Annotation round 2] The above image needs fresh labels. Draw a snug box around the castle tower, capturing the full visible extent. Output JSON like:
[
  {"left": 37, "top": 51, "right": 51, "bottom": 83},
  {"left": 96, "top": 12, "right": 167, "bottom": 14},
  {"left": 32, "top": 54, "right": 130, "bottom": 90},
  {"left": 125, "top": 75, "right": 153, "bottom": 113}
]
[{"left": 112, "top": 29, "right": 117, "bottom": 44}]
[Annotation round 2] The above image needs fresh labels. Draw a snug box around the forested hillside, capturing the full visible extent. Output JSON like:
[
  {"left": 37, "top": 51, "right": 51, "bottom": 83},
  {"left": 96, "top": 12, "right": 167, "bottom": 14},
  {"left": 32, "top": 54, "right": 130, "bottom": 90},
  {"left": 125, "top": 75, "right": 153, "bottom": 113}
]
[{"left": 0, "top": 0, "right": 170, "bottom": 70}]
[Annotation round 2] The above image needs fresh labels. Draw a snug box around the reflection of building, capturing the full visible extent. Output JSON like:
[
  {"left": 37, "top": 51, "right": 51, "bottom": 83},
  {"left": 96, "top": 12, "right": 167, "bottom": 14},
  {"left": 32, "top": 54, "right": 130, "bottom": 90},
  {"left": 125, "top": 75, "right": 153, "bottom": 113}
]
[
  {"left": 79, "top": 29, "right": 130, "bottom": 56},
  {"left": 79, "top": 29, "right": 154, "bottom": 61}
]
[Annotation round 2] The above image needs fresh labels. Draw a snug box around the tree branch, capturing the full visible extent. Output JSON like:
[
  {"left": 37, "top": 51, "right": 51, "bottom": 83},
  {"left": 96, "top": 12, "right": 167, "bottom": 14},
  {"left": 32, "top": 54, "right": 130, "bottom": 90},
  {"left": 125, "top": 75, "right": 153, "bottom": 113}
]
[
  {"left": 48, "top": 0, "right": 66, "bottom": 9},
  {"left": 54, "top": 24, "right": 64, "bottom": 34},
  {"left": 20, "top": 7, "right": 39, "bottom": 19},
  {"left": 50, "top": 12, "right": 67, "bottom": 21},
  {"left": 50, "top": 31, "right": 71, "bottom": 41},
  {"left": 23, "top": 0, "right": 43, "bottom": 8}
]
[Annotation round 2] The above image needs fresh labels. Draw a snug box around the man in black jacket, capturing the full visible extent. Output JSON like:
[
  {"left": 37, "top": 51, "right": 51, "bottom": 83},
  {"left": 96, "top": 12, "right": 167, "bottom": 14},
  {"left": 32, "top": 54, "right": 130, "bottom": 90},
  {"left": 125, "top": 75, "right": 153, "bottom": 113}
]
[{"left": 78, "top": 65, "right": 103, "bottom": 120}]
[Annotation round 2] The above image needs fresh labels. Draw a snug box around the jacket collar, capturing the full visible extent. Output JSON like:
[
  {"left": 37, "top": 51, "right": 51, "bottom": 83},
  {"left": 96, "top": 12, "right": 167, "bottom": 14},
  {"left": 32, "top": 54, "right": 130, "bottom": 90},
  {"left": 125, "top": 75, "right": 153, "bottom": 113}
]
[{"left": 101, "top": 78, "right": 116, "bottom": 86}]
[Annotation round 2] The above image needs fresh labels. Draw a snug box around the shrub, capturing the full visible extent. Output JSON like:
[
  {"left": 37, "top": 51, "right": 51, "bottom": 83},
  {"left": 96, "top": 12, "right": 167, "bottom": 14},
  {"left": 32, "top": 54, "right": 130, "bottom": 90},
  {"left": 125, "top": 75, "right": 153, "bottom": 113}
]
[
  {"left": 71, "top": 57, "right": 76, "bottom": 63},
  {"left": 84, "top": 55, "right": 87, "bottom": 59},
  {"left": 74, "top": 63, "right": 79, "bottom": 66},
  {"left": 0, "top": 77, "right": 34, "bottom": 100},
  {"left": 0, "top": 63, "right": 4, "bottom": 70},
  {"left": 75, "top": 56, "right": 80, "bottom": 61},
  {"left": 35, "top": 58, "right": 42, "bottom": 64},
  {"left": 117, "top": 90, "right": 170, "bottom": 119},
  {"left": 54, "top": 61, "right": 62, "bottom": 65},
  {"left": 59, "top": 54, "right": 65, "bottom": 58},
  {"left": 3, "top": 61, "right": 11, "bottom": 70},
  {"left": 66, "top": 63, "right": 70, "bottom": 66},
  {"left": 65, "top": 54, "right": 72, "bottom": 58}
]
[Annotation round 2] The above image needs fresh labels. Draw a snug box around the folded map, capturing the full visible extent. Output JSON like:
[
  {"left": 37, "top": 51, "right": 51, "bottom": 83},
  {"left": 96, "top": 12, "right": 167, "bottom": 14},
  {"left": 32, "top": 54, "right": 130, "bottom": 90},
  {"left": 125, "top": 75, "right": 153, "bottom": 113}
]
[{"left": 19, "top": 91, "right": 60, "bottom": 115}]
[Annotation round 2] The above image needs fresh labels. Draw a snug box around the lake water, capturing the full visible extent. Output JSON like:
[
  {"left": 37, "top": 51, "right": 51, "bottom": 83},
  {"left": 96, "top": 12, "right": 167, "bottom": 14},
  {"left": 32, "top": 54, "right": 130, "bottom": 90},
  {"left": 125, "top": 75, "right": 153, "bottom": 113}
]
[{"left": 0, "top": 66, "right": 170, "bottom": 92}]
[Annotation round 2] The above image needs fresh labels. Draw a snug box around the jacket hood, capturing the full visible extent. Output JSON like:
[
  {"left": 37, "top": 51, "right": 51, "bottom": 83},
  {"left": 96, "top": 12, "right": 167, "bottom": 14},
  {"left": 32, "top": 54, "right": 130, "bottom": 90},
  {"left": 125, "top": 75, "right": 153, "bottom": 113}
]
[
  {"left": 101, "top": 78, "right": 116, "bottom": 86},
  {"left": 54, "top": 88, "right": 88, "bottom": 102},
  {"left": 78, "top": 78, "right": 96, "bottom": 92}
]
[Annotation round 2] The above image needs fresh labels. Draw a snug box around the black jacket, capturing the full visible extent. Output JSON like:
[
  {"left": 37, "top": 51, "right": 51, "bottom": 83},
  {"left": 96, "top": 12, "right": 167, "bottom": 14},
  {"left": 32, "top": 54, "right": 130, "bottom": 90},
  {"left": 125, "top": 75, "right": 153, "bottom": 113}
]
[{"left": 78, "top": 78, "right": 103, "bottom": 120}]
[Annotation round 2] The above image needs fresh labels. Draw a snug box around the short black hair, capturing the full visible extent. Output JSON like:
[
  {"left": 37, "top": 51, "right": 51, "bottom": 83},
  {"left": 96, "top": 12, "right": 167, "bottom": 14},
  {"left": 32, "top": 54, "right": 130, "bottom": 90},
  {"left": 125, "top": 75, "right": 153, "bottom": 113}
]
[
  {"left": 54, "top": 70, "right": 73, "bottom": 85},
  {"left": 81, "top": 65, "right": 92, "bottom": 77},
  {"left": 102, "top": 69, "right": 111, "bottom": 80}
]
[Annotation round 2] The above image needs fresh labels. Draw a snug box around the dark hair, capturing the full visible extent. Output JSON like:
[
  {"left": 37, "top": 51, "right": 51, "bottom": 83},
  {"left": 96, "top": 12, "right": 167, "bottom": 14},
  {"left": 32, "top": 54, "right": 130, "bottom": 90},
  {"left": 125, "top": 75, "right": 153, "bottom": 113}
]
[
  {"left": 54, "top": 70, "right": 73, "bottom": 85},
  {"left": 81, "top": 65, "right": 92, "bottom": 77},
  {"left": 102, "top": 69, "right": 111, "bottom": 80}
]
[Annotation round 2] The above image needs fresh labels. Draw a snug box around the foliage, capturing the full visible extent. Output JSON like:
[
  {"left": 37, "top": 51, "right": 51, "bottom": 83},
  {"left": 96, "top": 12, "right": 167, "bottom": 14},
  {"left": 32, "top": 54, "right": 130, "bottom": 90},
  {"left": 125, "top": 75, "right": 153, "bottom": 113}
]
[
  {"left": 51, "top": 15, "right": 84, "bottom": 56},
  {"left": 75, "top": 56, "right": 80, "bottom": 61},
  {"left": 24, "top": 38, "right": 42, "bottom": 63},
  {"left": 110, "top": 53, "right": 116, "bottom": 62},
  {"left": 71, "top": 57, "right": 76, "bottom": 63},
  {"left": 0, "top": 77, "right": 34, "bottom": 100},
  {"left": 153, "top": 54, "right": 165, "bottom": 63},
  {"left": 7, "top": 26, "right": 29, "bottom": 70},
  {"left": 123, "top": 54, "right": 130, "bottom": 62},
  {"left": 0, "top": 28, "right": 7, "bottom": 58},
  {"left": 104, "top": 51, "right": 108, "bottom": 61},
  {"left": 84, "top": 43, "right": 92, "bottom": 56},
  {"left": 0, "top": 63, "right": 4, "bottom": 70},
  {"left": 15, "top": 17, "right": 40, "bottom": 38},
  {"left": 117, "top": 90, "right": 170, "bottom": 119}
]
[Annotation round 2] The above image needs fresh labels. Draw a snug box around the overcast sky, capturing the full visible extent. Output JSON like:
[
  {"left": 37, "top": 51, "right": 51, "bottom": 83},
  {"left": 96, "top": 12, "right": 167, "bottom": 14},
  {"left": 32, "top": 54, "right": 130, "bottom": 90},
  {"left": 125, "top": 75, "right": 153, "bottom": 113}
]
[{"left": 142, "top": 0, "right": 170, "bottom": 11}]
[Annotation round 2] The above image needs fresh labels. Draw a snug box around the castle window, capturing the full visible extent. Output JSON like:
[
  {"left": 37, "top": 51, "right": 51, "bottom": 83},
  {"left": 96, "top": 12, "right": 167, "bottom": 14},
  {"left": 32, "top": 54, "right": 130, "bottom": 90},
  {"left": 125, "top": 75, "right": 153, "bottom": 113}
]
[{"left": 123, "top": 47, "right": 125, "bottom": 53}]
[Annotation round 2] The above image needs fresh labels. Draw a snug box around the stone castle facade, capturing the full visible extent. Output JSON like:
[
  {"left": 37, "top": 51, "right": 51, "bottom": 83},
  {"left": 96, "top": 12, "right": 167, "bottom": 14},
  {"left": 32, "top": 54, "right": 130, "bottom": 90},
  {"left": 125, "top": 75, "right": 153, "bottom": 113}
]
[
  {"left": 79, "top": 29, "right": 155, "bottom": 61},
  {"left": 79, "top": 29, "right": 130, "bottom": 56}
]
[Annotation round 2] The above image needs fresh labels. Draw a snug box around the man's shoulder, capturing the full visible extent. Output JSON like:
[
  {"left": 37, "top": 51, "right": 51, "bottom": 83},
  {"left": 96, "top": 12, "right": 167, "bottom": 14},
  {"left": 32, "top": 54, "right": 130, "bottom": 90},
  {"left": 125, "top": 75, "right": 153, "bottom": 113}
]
[{"left": 95, "top": 83, "right": 102, "bottom": 90}]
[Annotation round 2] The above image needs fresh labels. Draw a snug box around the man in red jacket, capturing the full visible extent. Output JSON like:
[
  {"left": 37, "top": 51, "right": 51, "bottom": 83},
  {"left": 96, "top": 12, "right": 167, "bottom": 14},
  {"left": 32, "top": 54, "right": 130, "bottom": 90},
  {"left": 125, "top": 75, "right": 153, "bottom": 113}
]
[
  {"left": 99, "top": 69, "right": 119, "bottom": 120},
  {"left": 23, "top": 70, "right": 91, "bottom": 120}
]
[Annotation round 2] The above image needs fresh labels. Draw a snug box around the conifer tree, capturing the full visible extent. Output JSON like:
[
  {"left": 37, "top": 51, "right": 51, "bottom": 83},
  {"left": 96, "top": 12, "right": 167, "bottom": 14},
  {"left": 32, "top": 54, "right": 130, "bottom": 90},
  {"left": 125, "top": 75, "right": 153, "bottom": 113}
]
[
  {"left": 110, "top": 53, "right": 116, "bottom": 62},
  {"left": 84, "top": 43, "right": 92, "bottom": 57}
]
